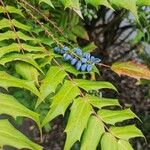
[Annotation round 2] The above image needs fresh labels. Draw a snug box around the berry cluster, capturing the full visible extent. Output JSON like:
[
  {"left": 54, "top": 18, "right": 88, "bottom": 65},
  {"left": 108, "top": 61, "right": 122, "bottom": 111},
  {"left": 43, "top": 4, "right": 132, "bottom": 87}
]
[{"left": 53, "top": 46, "right": 101, "bottom": 72}]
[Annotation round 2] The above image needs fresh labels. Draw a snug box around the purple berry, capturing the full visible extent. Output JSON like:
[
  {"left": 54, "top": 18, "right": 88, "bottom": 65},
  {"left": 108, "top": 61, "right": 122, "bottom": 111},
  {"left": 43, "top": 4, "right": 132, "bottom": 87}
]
[
  {"left": 76, "top": 61, "right": 82, "bottom": 70},
  {"left": 81, "top": 58, "right": 87, "bottom": 63},
  {"left": 71, "top": 58, "right": 78, "bottom": 65},
  {"left": 81, "top": 64, "right": 87, "bottom": 71},
  {"left": 87, "top": 64, "right": 93, "bottom": 72}
]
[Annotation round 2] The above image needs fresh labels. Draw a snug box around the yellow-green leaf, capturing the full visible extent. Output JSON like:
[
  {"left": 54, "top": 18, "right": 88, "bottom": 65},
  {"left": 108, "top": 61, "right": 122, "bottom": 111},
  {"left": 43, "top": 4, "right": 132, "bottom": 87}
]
[
  {"left": 0, "top": 93, "right": 41, "bottom": 133},
  {"left": 101, "top": 132, "right": 118, "bottom": 150},
  {"left": 86, "top": 94, "right": 120, "bottom": 108},
  {"left": 74, "top": 79, "right": 117, "bottom": 91},
  {"left": 42, "top": 80, "right": 80, "bottom": 126},
  {"left": 81, "top": 116, "right": 105, "bottom": 150},
  {"left": 39, "top": 0, "right": 54, "bottom": 8},
  {"left": 118, "top": 140, "right": 133, "bottom": 150},
  {"left": 64, "top": 98, "right": 92, "bottom": 150},
  {"left": 0, "top": 119, "right": 42, "bottom": 150},
  {"left": 15, "top": 62, "right": 39, "bottom": 84},
  {"left": 0, "top": 71, "right": 41, "bottom": 98},
  {"left": 109, "top": 125, "right": 144, "bottom": 140},
  {"left": 40, "top": 66, "right": 67, "bottom": 100},
  {"left": 98, "top": 108, "right": 139, "bottom": 125}
]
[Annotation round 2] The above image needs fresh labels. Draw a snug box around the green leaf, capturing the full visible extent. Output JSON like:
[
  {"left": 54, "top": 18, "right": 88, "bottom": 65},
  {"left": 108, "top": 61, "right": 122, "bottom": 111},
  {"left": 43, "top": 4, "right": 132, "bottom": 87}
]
[
  {"left": 15, "top": 62, "right": 39, "bottom": 84},
  {"left": 137, "top": 0, "right": 150, "bottom": 5},
  {"left": 71, "top": 25, "right": 89, "bottom": 40},
  {"left": 74, "top": 79, "right": 117, "bottom": 91},
  {"left": 0, "top": 119, "right": 42, "bottom": 150},
  {"left": 110, "top": 0, "right": 138, "bottom": 20},
  {"left": 100, "top": 132, "right": 118, "bottom": 150},
  {"left": 64, "top": 98, "right": 92, "bottom": 150},
  {"left": 118, "top": 140, "right": 133, "bottom": 150},
  {"left": 61, "top": 0, "right": 83, "bottom": 18},
  {"left": 0, "top": 71, "right": 41, "bottom": 98},
  {"left": 0, "top": 6, "right": 24, "bottom": 17},
  {"left": 0, "top": 18, "right": 31, "bottom": 31},
  {"left": 0, "top": 53, "right": 44, "bottom": 73},
  {"left": 39, "top": 0, "right": 54, "bottom": 8},
  {"left": 81, "top": 116, "right": 105, "bottom": 150},
  {"left": 0, "top": 43, "right": 45, "bottom": 58},
  {"left": 111, "top": 61, "right": 150, "bottom": 81},
  {"left": 109, "top": 125, "right": 144, "bottom": 140},
  {"left": 0, "top": 93, "right": 41, "bottom": 133},
  {"left": 98, "top": 108, "right": 139, "bottom": 125},
  {"left": 86, "top": 94, "right": 120, "bottom": 108},
  {"left": 85, "top": 0, "right": 113, "bottom": 9},
  {"left": 42, "top": 80, "right": 80, "bottom": 126},
  {"left": 0, "top": 31, "right": 35, "bottom": 42},
  {"left": 82, "top": 42, "right": 97, "bottom": 52},
  {"left": 40, "top": 66, "right": 67, "bottom": 100}
]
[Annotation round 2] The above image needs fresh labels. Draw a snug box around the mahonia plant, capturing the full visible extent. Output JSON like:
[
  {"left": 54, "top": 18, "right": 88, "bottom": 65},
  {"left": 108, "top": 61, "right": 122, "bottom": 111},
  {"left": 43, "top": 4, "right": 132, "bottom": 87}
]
[{"left": 0, "top": 0, "right": 148, "bottom": 150}]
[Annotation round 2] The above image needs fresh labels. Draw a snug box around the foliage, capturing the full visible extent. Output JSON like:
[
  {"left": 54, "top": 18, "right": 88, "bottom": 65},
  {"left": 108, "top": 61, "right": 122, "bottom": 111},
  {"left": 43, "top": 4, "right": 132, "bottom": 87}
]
[{"left": 0, "top": 0, "right": 149, "bottom": 150}]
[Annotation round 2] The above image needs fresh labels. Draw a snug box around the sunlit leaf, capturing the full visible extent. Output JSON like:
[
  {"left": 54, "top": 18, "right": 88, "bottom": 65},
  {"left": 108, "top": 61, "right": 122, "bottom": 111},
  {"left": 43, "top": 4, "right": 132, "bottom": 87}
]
[
  {"left": 81, "top": 116, "right": 105, "bottom": 150},
  {"left": 0, "top": 120, "right": 42, "bottom": 150}
]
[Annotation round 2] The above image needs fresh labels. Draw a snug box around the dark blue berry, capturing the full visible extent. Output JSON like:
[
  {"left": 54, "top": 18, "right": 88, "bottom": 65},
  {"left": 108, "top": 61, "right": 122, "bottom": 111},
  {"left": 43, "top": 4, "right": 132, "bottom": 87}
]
[
  {"left": 76, "top": 61, "right": 82, "bottom": 70},
  {"left": 87, "top": 64, "right": 93, "bottom": 72},
  {"left": 74, "top": 48, "right": 82, "bottom": 56},
  {"left": 63, "top": 53, "right": 71, "bottom": 61},
  {"left": 94, "top": 58, "right": 101, "bottom": 64},
  {"left": 60, "top": 46, "right": 68, "bottom": 54},
  {"left": 81, "top": 58, "right": 87, "bottom": 63},
  {"left": 83, "top": 52, "right": 90, "bottom": 59},
  {"left": 90, "top": 56, "right": 95, "bottom": 62},
  {"left": 54, "top": 47, "right": 60, "bottom": 53},
  {"left": 71, "top": 58, "right": 78, "bottom": 65},
  {"left": 81, "top": 64, "right": 87, "bottom": 71}
]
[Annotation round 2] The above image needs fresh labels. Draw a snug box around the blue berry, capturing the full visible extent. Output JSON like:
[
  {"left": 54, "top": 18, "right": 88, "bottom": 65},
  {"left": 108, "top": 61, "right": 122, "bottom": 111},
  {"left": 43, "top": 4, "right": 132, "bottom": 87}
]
[
  {"left": 74, "top": 48, "right": 82, "bottom": 56},
  {"left": 63, "top": 53, "right": 71, "bottom": 61},
  {"left": 87, "top": 64, "right": 93, "bottom": 72},
  {"left": 90, "top": 56, "right": 95, "bottom": 62},
  {"left": 54, "top": 47, "right": 60, "bottom": 53},
  {"left": 81, "top": 64, "right": 87, "bottom": 71},
  {"left": 60, "top": 46, "right": 68, "bottom": 54},
  {"left": 94, "top": 58, "right": 101, "bottom": 64},
  {"left": 71, "top": 58, "right": 78, "bottom": 65},
  {"left": 76, "top": 61, "right": 82, "bottom": 70},
  {"left": 81, "top": 57, "right": 87, "bottom": 63},
  {"left": 83, "top": 52, "right": 90, "bottom": 59}
]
